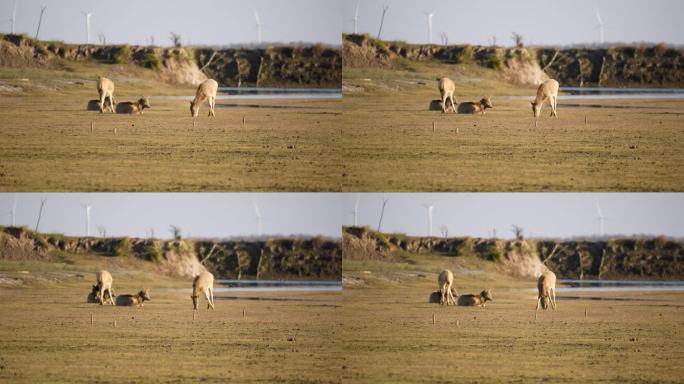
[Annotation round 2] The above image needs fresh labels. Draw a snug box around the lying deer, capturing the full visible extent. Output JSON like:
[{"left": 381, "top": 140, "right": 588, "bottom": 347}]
[{"left": 457, "top": 289, "right": 493, "bottom": 307}]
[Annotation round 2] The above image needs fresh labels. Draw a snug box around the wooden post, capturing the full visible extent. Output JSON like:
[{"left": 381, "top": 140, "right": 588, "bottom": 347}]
[
  {"left": 456, "top": 319, "right": 459, "bottom": 327},
  {"left": 585, "top": 307, "right": 587, "bottom": 318},
  {"left": 193, "top": 310, "right": 196, "bottom": 321},
  {"left": 535, "top": 119, "right": 538, "bottom": 128},
  {"left": 584, "top": 115, "right": 587, "bottom": 126},
  {"left": 114, "top": 319, "right": 117, "bottom": 327},
  {"left": 114, "top": 127, "right": 117, "bottom": 135},
  {"left": 193, "top": 118, "right": 196, "bottom": 129},
  {"left": 432, "top": 312, "right": 435, "bottom": 325},
  {"left": 90, "top": 121, "right": 93, "bottom": 133},
  {"left": 242, "top": 116, "right": 246, "bottom": 126},
  {"left": 456, "top": 127, "right": 459, "bottom": 135},
  {"left": 243, "top": 308, "right": 246, "bottom": 318},
  {"left": 432, "top": 121, "right": 435, "bottom": 133},
  {"left": 90, "top": 313, "right": 93, "bottom": 325},
  {"left": 535, "top": 312, "right": 538, "bottom": 321}
]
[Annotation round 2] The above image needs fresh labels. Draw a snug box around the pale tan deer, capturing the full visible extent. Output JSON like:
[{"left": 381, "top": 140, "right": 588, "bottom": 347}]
[
  {"left": 457, "top": 97, "right": 493, "bottom": 115},
  {"left": 457, "top": 289, "right": 493, "bottom": 307},
  {"left": 190, "top": 79, "right": 218, "bottom": 117},
  {"left": 94, "top": 270, "right": 115, "bottom": 306},
  {"left": 438, "top": 269, "right": 456, "bottom": 306},
  {"left": 536, "top": 271, "right": 557, "bottom": 310},
  {"left": 191, "top": 271, "right": 215, "bottom": 310},
  {"left": 531, "top": 79, "right": 559, "bottom": 118},
  {"left": 115, "top": 97, "right": 151, "bottom": 114},
  {"left": 436, "top": 77, "right": 456, "bottom": 113},
  {"left": 96, "top": 76, "right": 116, "bottom": 114}
]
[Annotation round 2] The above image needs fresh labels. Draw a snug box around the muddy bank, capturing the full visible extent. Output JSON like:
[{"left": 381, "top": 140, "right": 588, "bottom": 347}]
[
  {"left": 0, "top": 33, "right": 341, "bottom": 87},
  {"left": 0, "top": 227, "right": 341, "bottom": 280},
  {"left": 343, "top": 226, "right": 684, "bottom": 279},
  {"left": 343, "top": 34, "right": 684, "bottom": 87}
]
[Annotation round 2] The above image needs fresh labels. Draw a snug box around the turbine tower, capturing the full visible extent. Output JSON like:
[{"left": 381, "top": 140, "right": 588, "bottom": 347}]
[
  {"left": 81, "top": 11, "right": 92, "bottom": 44},
  {"left": 424, "top": 11, "right": 434, "bottom": 44},
  {"left": 253, "top": 9, "right": 263, "bottom": 44},
  {"left": 81, "top": 204, "right": 91, "bottom": 236},
  {"left": 595, "top": 9, "right": 605, "bottom": 44},
  {"left": 352, "top": 0, "right": 360, "bottom": 34},
  {"left": 8, "top": 0, "right": 17, "bottom": 34},
  {"left": 253, "top": 202, "right": 264, "bottom": 236},
  {"left": 11, "top": 197, "right": 16, "bottom": 226},
  {"left": 422, "top": 204, "right": 434, "bottom": 236},
  {"left": 595, "top": 200, "right": 606, "bottom": 236}
]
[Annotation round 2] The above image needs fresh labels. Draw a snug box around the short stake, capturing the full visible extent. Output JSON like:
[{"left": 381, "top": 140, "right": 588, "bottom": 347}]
[
  {"left": 432, "top": 312, "right": 435, "bottom": 325},
  {"left": 90, "top": 121, "right": 93, "bottom": 133},
  {"left": 114, "top": 127, "right": 117, "bottom": 135},
  {"left": 243, "top": 308, "right": 246, "bottom": 318},
  {"left": 242, "top": 116, "right": 246, "bottom": 126},
  {"left": 535, "top": 312, "right": 538, "bottom": 321},
  {"left": 456, "top": 319, "right": 459, "bottom": 327},
  {"left": 90, "top": 313, "right": 93, "bottom": 325},
  {"left": 432, "top": 121, "right": 435, "bottom": 133},
  {"left": 114, "top": 319, "right": 117, "bottom": 327},
  {"left": 193, "top": 118, "right": 196, "bottom": 129},
  {"left": 585, "top": 307, "right": 587, "bottom": 318},
  {"left": 193, "top": 310, "right": 197, "bottom": 321},
  {"left": 584, "top": 115, "right": 587, "bottom": 126}
]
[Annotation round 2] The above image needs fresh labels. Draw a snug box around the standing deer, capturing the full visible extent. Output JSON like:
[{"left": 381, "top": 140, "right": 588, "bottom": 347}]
[
  {"left": 93, "top": 270, "right": 115, "bottom": 306},
  {"left": 438, "top": 269, "right": 456, "bottom": 306},
  {"left": 96, "top": 76, "right": 116, "bottom": 114},
  {"left": 191, "top": 271, "right": 215, "bottom": 310},
  {"left": 531, "top": 79, "right": 559, "bottom": 118},
  {"left": 436, "top": 77, "right": 456, "bottom": 113},
  {"left": 190, "top": 79, "right": 218, "bottom": 117},
  {"left": 536, "top": 271, "right": 557, "bottom": 310}
]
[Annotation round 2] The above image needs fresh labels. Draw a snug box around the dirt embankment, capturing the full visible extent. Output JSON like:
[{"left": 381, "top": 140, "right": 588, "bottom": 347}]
[
  {"left": 343, "top": 33, "right": 684, "bottom": 87},
  {"left": 0, "top": 33, "right": 341, "bottom": 87},
  {"left": 343, "top": 226, "right": 684, "bottom": 279},
  {"left": 0, "top": 227, "right": 341, "bottom": 280}
]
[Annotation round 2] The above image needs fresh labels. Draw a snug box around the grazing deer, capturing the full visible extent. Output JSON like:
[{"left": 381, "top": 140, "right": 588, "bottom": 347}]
[
  {"left": 96, "top": 76, "right": 116, "bottom": 114},
  {"left": 457, "top": 97, "right": 493, "bottom": 115},
  {"left": 94, "top": 270, "right": 115, "bottom": 306},
  {"left": 457, "top": 289, "right": 493, "bottom": 307},
  {"left": 115, "top": 97, "right": 151, "bottom": 114},
  {"left": 531, "top": 79, "right": 559, "bottom": 118},
  {"left": 536, "top": 271, "right": 557, "bottom": 310},
  {"left": 429, "top": 99, "right": 455, "bottom": 112},
  {"left": 115, "top": 289, "right": 151, "bottom": 307},
  {"left": 436, "top": 77, "right": 456, "bottom": 113},
  {"left": 87, "top": 99, "right": 113, "bottom": 113},
  {"left": 438, "top": 269, "right": 457, "bottom": 306},
  {"left": 190, "top": 79, "right": 218, "bottom": 117},
  {"left": 191, "top": 271, "right": 215, "bottom": 310}
]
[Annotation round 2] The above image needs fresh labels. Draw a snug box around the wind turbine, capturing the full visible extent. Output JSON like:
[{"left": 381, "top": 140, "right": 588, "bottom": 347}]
[
  {"left": 595, "top": 9, "right": 605, "bottom": 44},
  {"left": 595, "top": 200, "right": 606, "bottom": 236},
  {"left": 352, "top": 0, "right": 360, "bottom": 34},
  {"left": 423, "top": 11, "right": 434, "bottom": 44},
  {"left": 81, "top": 204, "right": 91, "bottom": 236},
  {"left": 81, "top": 11, "right": 92, "bottom": 44},
  {"left": 7, "top": 0, "right": 17, "bottom": 34},
  {"left": 253, "top": 9, "right": 263, "bottom": 44},
  {"left": 253, "top": 202, "right": 264, "bottom": 236},
  {"left": 422, "top": 204, "right": 434, "bottom": 236},
  {"left": 11, "top": 197, "right": 16, "bottom": 226},
  {"left": 348, "top": 198, "right": 360, "bottom": 226}
]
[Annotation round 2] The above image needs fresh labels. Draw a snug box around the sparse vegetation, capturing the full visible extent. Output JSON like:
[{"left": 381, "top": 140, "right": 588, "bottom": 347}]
[
  {"left": 142, "top": 51, "right": 161, "bottom": 70},
  {"left": 113, "top": 44, "right": 131, "bottom": 64},
  {"left": 113, "top": 236, "right": 131, "bottom": 257}
]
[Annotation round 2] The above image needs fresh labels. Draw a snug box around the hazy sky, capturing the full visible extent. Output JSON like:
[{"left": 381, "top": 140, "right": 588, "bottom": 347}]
[
  {"left": 345, "top": 0, "right": 684, "bottom": 46},
  {"left": 1, "top": 0, "right": 342, "bottom": 46},
  {"left": 343, "top": 193, "right": 684, "bottom": 239},
  {"left": 2, "top": 193, "right": 681, "bottom": 240},
  {"left": 0, "top": 193, "right": 343, "bottom": 239}
]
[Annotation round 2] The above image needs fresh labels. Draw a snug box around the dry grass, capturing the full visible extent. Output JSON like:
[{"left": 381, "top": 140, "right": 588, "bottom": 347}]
[
  {"left": 341, "top": 255, "right": 684, "bottom": 383},
  {"left": 341, "top": 64, "right": 684, "bottom": 191},
  {"left": 0, "top": 253, "right": 342, "bottom": 383},
  {"left": 0, "top": 63, "right": 342, "bottom": 191}
]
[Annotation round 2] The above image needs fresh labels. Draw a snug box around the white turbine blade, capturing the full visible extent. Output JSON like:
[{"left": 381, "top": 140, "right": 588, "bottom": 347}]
[
  {"left": 253, "top": 10, "right": 261, "bottom": 25},
  {"left": 252, "top": 202, "right": 261, "bottom": 218},
  {"left": 595, "top": 200, "right": 603, "bottom": 218},
  {"left": 354, "top": 0, "right": 360, "bottom": 18},
  {"left": 595, "top": 9, "right": 603, "bottom": 25}
]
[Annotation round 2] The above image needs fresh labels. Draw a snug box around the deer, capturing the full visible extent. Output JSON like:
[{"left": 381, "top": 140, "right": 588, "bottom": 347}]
[
  {"left": 457, "top": 289, "right": 493, "bottom": 307},
  {"left": 190, "top": 79, "right": 218, "bottom": 117},
  {"left": 457, "top": 96, "right": 493, "bottom": 114},
  {"left": 536, "top": 271, "right": 558, "bottom": 310},
  {"left": 115, "top": 289, "right": 151, "bottom": 307},
  {"left": 93, "top": 270, "right": 115, "bottom": 306},
  {"left": 115, "top": 97, "right": 151, "bottom": 114},
  {"left": 191, "top": 271, "right": 215, "bottom": 310},
  {"left": 429, "top": 98, "right": 455, "bottom": 112},
  {"left": 531, "top": 79, "right": 559, "bottom": 119},
  {"left": 96, "top": 76, "right": 116, "bottom": 114},
  {"left": 438, "top": 269, "right": 457, "bottom": 306},
  {"left": 436, "top": 77, "right": 456, "bottom": 113}
]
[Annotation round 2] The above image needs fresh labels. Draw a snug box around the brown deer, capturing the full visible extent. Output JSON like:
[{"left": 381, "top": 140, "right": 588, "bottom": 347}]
[
  {"left": 457, "top": 97, "right": 493, "bottom": 114},
  {"left": 115, "top": 289, "right": 151, "bottom": 307},
  {"left": 457, "top": 289, "right": 493, "bottom": 307},
  {"left": 115, "top": 97, "right": 151, "bottom": 114}
]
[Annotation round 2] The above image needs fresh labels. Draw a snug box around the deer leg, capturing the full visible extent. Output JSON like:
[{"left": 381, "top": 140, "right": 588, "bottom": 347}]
[
  {"left": 440, "top": 91, "right": 448, "bottom": 113},
  {"left": 99, "top": 92, "right": 106, "bottom": 114},
  {"left": 204, "top": 289, "right": 212, "bottom": 309},
  {"left": 210, "top": 96, "right": 216, "bottom": 117},
  {"left": 551, "top": 288, "right": 557, "bottom": 310},
  {"left": 209, "top": 287, "right": 215, "bottom": 309}
]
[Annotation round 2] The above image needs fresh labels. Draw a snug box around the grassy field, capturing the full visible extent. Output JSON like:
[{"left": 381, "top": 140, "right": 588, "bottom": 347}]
[
  {"left": 341, "top": 62, "right": 684, "bottom": 191},
  {"left": 0, "top": 253, "right": 342, "bottom": 383},
  {"left": 0, "top": 61, "right": 342, "bottom": 191},
  {"left": 341, "top": 253, "right": 684, "bottom": 383}
]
